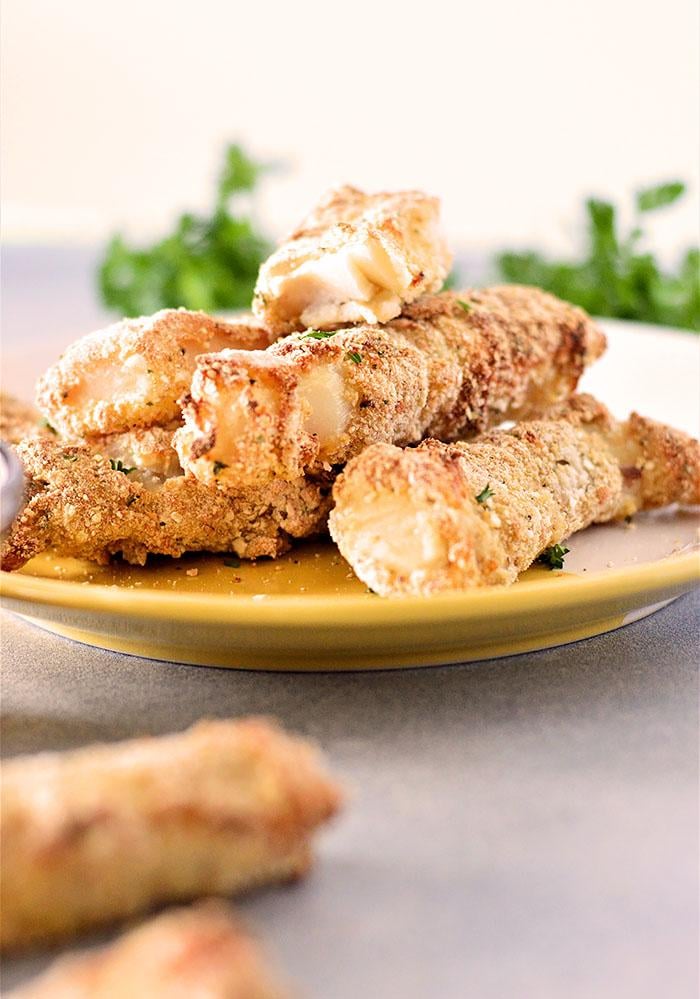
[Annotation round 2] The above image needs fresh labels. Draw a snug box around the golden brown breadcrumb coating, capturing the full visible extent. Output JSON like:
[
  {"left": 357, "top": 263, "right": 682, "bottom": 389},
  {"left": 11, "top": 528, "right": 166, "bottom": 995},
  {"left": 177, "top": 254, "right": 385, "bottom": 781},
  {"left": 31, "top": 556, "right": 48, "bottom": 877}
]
[
  {"left": 176, "top": 286, "right": 606, "bottom": 488},
  {"left": 0, "top": 437, "right": 332, "bottom": 571},
  {"left": 252, "top": 185, "right": 452, "bottom": 333},
  {"left": 0, "top": 393, "right": 48, "bottom": 445},
  {"left": 35, "top": 309, "right": 274, "bottom": 439},
  {"left": 329, "top": 394, "right": 700, "bottom": 595},
  {"left": 1, "top": 719, "right": 342, "bottom": 951},
  {"left": 8, "top": 902, "right": 290, "bottom": 999}
]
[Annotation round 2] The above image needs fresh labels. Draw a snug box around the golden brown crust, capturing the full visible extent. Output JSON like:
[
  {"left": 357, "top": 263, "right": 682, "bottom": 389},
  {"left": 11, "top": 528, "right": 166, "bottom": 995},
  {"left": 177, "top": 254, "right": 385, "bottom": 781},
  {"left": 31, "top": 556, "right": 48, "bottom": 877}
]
[
  {"left": 1, "top": 720, "right": 342, "bottom": 951},
  {"left": 8, "top": 902, "right": 290, "bottom": 999},
  {"left": 0, "top": 393, "right": 49, "bottom": 445},
  {"left": 35, "top": 310, "right": 274, "bottom": 439},
  {"left": 0, "top": 437, "right": 333, "bottom": 571},
  {"left": 177, "top": 286, "right": 606, "bottom": 488},
  {"left": 329, "top": 394, "right": 700, "bottom": 595},
  {"left": 252, "top": 185, "right": 452, "bottom": 333}
]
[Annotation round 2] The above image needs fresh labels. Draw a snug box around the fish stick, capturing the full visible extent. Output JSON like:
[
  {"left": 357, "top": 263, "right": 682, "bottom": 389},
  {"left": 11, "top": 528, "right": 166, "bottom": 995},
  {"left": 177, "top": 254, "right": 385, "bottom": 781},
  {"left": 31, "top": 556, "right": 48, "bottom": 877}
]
[
  {"left": 0, "top": 437, "right": 332, "bottom": 571},
  {"left": 8, "top": 902, "right": 290, "bottom": 999},
  {"left": 252, "top": 184, "right": 452, "bottom": 334},
  {"left": 36, "top": 309, "right": 274, "bottom": 439},
  {"left": 1, "top": 719, "right": 342, "bottom": 950},
  {"left": 175, "top": 286, "right": 606, "bottom": 488},
  {"left": 329, "top": 395, "right": 700, "bottom": 596}
]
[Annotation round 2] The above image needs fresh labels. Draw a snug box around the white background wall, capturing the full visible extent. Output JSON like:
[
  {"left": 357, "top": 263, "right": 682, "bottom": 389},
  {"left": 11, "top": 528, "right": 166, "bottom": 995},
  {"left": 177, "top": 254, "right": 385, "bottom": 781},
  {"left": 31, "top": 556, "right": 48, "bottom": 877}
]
[{"left": 2, "top": 0, "right": 698, "bottom": 254}]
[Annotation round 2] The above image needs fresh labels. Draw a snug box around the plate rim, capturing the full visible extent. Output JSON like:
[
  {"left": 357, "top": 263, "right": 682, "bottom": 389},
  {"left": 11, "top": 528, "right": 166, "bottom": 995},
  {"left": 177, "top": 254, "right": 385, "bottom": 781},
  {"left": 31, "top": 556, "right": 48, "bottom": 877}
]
[{"left": 2, "top": 548, "right": 698, "bottom": 628}]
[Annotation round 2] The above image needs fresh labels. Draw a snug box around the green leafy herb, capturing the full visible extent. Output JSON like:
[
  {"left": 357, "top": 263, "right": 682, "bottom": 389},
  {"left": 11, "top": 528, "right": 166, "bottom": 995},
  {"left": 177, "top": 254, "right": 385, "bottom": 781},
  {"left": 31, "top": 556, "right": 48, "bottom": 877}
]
[
  {"left": 63, "top": 453, "right": 78, "bottom": 462},
  {"left": 98, "top": 144, "right": 273, "bottom": 315},
  {"left": 346, "top": 351, "right": 362, "bottom": 364},
  {"left": 224, "top": 556, "right": 242, "bottom": 569},
  {"left": 537, "top": 543, "right": 570, "bottom": 570},
  {"left": 213, "top": 461, "right": 228, "bottom": 475},
  {"left": 40, "top": 417, "right": 58, "bottom": 435},
  {"left": 496, "top": 181, "right": 699, "bottom": 331},
  {"left": 302, "top": 329, "right": 337, "bottom": 340},
  {"left": 475, "top": 484, "right": 494, "bottom": 504},
  {"left": 109, "top": 458, "right": 136, "bottom": 474},
  {"left": 456, "top": 298, "right": 473, "bottom": 313}
]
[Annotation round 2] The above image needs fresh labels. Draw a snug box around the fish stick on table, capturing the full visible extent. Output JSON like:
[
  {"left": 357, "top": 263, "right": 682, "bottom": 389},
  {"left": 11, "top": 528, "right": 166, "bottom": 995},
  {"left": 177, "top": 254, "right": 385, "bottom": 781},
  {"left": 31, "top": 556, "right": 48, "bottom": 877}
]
[
  {"left": 0, "top": 719, "right": 342, "bottom": 951},
  {"left": 0, "top": 436, "right": 332, "bottom": 571},
  {"left": 175, "top": 286, "right": 606, "bottom": 488},
  {"left": 252, "top": 185, "right": 452, "bottom": 334},
  {"left": 36, "top": 309, "right": 274, "bottom": 439},
  {"left": 329, "top": 394, "right": 700, "bottom": 596},
  {"left": 8, "top": 902, "right": 290, "bottom": 999}
]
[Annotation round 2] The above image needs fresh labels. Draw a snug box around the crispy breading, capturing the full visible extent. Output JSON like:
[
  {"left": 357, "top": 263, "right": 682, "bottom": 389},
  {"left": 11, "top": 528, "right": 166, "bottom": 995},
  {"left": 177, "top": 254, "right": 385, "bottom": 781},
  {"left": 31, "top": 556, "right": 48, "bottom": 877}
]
[
  {"left": 252, "top": 185, "right": 452, "bottom": 333},
  {"left": 1, "top": 719, "right": 342, "bottom": 950},
  {"left": 35, "top": 309, "right": 274, "bottom": 439},
  {"left": 0, "top": 393, "right": 48, "bottom": 445},
  {"left": 88, "top": 423, "right": 184, "bottom": 482},
  {"left": 176, "top": 286, "right": 606, "bottom": 488},
  {"left": 0, "top": 437, "right": 332, "bottom": 571},
  {"left": 8, "top": 902, "right": 290, "bottom": 999},
  {"left": 329, "top": 394, "right": 700, "bottom": 595}
]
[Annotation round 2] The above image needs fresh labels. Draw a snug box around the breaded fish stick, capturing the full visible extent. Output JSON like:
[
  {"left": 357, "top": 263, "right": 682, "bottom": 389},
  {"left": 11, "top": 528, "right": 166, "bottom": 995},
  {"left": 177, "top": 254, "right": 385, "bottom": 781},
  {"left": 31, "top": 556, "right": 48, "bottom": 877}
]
[
  {"left": 1, "top": 719, "right": 341, "bottom": 950},
  {"left": 175, "top": 286, "right": 606, "bottom": 488},
  {"left": 36, "top": 309, "right": 273, "bottom": 439},
  {"left": 252, "top": 184, "right": 452, "bottom": 333},
  {"left": 0, "top": 438, "right": 332, "bottom": 571},
  {"left": 329, "top": 395, "right": 700, "bottom": 596},
  {"left": 9, "top": 903, "right": 290, "bottom": 999}
]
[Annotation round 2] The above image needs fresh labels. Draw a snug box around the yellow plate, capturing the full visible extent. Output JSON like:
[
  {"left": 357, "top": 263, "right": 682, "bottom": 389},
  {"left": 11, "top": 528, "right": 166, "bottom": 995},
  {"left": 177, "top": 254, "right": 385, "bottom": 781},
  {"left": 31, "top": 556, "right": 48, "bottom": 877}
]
[
  {"left": 2, "top": 320, "right": 698, "bottom": 670},
  {"left": 1, "top": 509, "right": 698, "bottom": 669}
]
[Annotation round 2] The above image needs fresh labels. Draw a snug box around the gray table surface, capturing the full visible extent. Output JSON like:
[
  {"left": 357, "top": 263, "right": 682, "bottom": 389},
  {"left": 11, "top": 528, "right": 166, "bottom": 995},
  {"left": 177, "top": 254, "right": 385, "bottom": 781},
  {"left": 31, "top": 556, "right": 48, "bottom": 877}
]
[
  {"left": 1, "top": 247, "right": 699, "bottom": 997},
  {"left": 1, "top": 594, "right": 699, "bottom": 998}
]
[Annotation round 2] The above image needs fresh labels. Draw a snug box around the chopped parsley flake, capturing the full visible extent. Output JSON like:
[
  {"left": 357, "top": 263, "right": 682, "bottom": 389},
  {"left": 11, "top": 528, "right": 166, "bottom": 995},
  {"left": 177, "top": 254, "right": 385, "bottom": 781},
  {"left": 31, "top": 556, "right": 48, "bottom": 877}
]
[
  {"left": 109, "top": 458, "right": 136, "bottom": 474},
  {"left": 213, "top": 461, "right": 228, "bottom": 475},
  {"left": 537, "top": 543, "right": 570, "bottom": 570},
  {"left": 40, "top": 417, "right": 58, "bottom": 435},
  {"left": 224, "top": 556, "right": 242, "bottom": 569},
  {"left": 346, "top": 351, "right": 362, "bottom": 364},
  {"left": 302, "top": 329, "right": 337, "bottom": 340},
  {"left": 475, "top": 484, "right": 494, "bottom": 504},
  {"left": 456, "top": 299, "right": 473, "bottom": 313},
  {"left": 63, "top": 453, "right": 78, "bottom": 462}
]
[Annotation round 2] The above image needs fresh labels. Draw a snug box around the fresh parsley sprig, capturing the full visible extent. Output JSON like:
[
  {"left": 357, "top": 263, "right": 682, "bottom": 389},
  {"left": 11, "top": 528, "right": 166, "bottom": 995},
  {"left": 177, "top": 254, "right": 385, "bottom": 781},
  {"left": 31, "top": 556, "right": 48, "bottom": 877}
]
[
  {"left": 496, "top": 181, "right": 699, "bottom": 332},
  {"left": 98, "top": 145, "right": 272, "bottom": 315}
]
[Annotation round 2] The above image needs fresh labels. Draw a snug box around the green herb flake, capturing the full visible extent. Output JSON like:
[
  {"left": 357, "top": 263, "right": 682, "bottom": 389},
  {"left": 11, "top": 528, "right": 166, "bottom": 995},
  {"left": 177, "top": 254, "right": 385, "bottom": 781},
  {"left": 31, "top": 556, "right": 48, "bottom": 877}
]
[
  {"left": 40, "top": 417, "right": 58, "bottom": 435},
  {"left": 224, "top": 556, "right": 242, "bottom": 569},
  {"left": 213, "top": 461, "right": 228, "bottom": 475},
  {"left": 456, "top": 299, "right": 473, "bottom": 313},
  {"left": 537, "top": 543, "right": 570, "bottom": 570},
  {"left": 125, "top": 495, "right": 138, "bottom": 507},
  {"left": 346, "top": 351, "right": 362, "bottom": 364},
  {"left": 475, "top": 484, "right": 494, "bottom": 504},
  {"left": 109, "top": 458, "right": 136, "bottom": 475},
  {"left": 302, "top": 329, "right": 337, "bottom": 341},
  {"left": 63, "top": 453, "right": 79, "bottom": 462}
]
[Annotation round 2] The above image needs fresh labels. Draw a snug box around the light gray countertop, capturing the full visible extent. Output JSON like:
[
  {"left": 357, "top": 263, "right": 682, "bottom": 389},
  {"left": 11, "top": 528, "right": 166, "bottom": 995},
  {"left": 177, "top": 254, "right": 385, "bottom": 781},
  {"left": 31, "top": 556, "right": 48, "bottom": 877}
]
[{"left": 1, "top": 593, "right": 698, "bottom": 998}]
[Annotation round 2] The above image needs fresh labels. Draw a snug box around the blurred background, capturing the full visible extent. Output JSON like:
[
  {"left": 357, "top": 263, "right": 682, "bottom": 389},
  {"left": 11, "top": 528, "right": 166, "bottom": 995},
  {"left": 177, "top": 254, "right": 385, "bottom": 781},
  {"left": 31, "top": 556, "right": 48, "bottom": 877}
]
[{"left": 2, "top": 0, "right": 699, "bottom": 393}]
